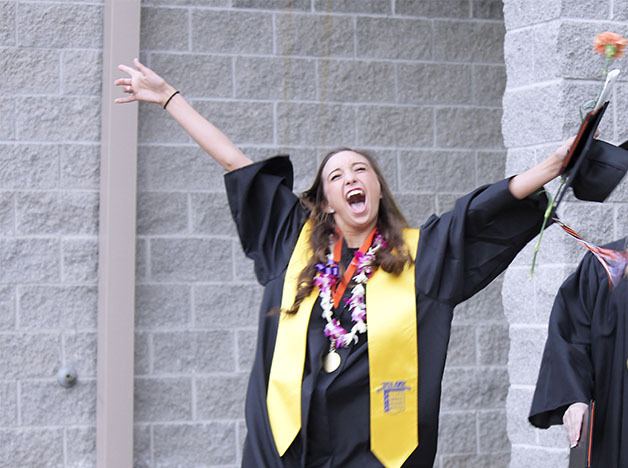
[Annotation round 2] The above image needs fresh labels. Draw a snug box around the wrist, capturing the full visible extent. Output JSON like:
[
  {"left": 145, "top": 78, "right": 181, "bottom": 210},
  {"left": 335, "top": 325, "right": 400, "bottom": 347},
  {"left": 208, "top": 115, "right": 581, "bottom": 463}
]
[{"left": 159, "top": 84, "right": 177, "bottom": 107}]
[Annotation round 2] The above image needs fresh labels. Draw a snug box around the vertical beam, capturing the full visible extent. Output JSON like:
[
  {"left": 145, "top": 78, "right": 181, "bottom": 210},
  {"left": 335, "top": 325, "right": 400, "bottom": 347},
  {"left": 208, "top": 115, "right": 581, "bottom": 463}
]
[{"left": 97, "top": 1, "right": 140, "bottom": 467}]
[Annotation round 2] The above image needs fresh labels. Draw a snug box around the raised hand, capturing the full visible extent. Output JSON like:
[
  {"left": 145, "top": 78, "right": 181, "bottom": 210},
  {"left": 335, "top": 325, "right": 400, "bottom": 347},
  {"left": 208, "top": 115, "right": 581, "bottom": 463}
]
[
  {"left": 563, "top": 401, "right": 588, "bottom": 448},
  {"left": 114, "top": 58, "right": 176, "bottom": 106}
]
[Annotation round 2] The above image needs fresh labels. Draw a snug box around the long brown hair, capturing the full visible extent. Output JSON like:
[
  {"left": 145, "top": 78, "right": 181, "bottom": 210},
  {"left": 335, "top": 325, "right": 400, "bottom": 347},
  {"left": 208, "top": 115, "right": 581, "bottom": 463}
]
[{"left": 286, "top": 148, "right": 413, "bottom": 314}]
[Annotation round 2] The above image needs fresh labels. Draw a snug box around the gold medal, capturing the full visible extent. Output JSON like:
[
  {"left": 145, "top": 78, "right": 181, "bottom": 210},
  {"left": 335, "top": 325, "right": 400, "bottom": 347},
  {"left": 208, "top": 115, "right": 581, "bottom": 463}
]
[{"left": 323, "top": 350, "right": 341, "bottom": 373}]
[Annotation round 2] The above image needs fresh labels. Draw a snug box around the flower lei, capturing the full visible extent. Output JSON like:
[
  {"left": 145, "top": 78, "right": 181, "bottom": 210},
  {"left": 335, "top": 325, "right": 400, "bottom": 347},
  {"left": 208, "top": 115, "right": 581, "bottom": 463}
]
[{"left": 313, "top": 233, "right": 387, "bottom": 349}]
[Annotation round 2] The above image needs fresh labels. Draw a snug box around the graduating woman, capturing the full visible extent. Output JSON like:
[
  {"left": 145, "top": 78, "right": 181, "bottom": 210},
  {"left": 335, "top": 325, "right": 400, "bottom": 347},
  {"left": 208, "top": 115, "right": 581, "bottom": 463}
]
[
  {"left": 529, "top": 239, "right": 628, "bottom": 467},
  {"left": 115, "top": 59, "right": 573, "bottom": 468}
]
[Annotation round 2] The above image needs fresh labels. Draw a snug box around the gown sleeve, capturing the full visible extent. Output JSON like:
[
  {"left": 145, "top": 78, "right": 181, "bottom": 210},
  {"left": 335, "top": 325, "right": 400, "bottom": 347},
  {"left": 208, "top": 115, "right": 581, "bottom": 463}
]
[
  {"left": 416, "top": 178, "right": 549, "bottom": 304},
  {"left": 528, "top": 253, "right": 603, "bottom": 428},
  {"left": 224, "top": 156, "right": 308, "bottom": 285}
]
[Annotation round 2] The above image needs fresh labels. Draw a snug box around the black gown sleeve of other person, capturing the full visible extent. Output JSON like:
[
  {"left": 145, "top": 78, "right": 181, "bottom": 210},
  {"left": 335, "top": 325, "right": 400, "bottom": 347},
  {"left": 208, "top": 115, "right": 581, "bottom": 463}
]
[
  {"left": 529, "top": 239, "right": 628, "bottom": 468},
  {"left": 225, "top": 156, "right": 549, "bottom": 468}
]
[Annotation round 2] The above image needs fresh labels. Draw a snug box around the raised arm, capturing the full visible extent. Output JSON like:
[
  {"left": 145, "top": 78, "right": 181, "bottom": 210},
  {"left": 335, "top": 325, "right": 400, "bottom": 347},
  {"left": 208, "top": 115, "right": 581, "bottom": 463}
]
[{"left": 114, "top": 58, "right": 252, "bottom": 172}]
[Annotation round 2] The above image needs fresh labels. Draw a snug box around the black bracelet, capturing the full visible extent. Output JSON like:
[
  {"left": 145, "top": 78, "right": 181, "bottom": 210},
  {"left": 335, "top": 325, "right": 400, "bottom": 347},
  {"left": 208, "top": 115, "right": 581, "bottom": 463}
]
[{"left": 163, "top": 90, "right": 180, "bottom": 109}]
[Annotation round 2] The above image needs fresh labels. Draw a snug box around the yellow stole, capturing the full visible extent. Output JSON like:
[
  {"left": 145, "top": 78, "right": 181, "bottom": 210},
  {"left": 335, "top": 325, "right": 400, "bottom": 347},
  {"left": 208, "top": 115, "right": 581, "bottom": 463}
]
[{"left": 267, "top": 220, "right": 419, "bottom": 468}]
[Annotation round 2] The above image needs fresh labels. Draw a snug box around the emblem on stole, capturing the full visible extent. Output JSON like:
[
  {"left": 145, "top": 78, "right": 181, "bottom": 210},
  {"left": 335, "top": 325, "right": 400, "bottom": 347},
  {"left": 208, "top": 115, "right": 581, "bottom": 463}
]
[{"left": 376, "top": 381, "right": 411, "bottom": 414}]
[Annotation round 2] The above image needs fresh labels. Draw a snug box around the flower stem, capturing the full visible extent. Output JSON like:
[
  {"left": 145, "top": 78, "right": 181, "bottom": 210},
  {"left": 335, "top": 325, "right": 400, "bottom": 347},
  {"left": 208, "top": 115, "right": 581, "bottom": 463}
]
[{"left": 530, "top": 179, "right": 566, "bottom": 275}]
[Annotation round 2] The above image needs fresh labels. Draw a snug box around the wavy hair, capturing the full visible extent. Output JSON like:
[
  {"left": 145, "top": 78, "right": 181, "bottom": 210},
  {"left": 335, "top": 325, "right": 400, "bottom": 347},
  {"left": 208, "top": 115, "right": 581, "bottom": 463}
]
[{"left": 286, "top": 148, "right": 413, "bottom": 315}]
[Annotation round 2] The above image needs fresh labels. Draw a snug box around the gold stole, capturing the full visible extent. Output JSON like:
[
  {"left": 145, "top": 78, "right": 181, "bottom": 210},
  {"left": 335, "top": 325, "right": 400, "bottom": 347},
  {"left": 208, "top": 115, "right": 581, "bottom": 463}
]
[{"left": 267, "top": 220, "right": 419, "bottom": 468}]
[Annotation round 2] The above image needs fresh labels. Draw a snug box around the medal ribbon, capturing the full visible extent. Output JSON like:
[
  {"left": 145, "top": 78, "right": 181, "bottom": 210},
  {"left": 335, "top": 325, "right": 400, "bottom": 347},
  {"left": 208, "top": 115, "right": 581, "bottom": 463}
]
[
  {"left": 267, "top": 221, "right": 420, "bottom": 467},
  {"left": 331, "top": 227, "right": 377, "bottom": 308}
]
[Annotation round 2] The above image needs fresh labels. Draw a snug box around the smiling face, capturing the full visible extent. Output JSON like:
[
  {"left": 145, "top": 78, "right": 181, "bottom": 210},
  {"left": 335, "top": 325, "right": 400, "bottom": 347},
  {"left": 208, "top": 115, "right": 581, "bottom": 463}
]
[{"left": 321, "top": 150, "right": 382, "bottom": 240}]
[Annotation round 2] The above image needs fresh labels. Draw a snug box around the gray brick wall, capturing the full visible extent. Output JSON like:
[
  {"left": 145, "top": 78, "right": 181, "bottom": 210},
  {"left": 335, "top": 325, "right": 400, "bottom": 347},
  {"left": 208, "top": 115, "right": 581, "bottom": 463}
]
[
  {"left": 137, "top": 1, "right": 508, "bottom": 467},
  {"left": 503, "top": 1, "right": 628, "bottom": 466},
  {"left": 0, "top": 0, "right": 103, "bottom": 466}
]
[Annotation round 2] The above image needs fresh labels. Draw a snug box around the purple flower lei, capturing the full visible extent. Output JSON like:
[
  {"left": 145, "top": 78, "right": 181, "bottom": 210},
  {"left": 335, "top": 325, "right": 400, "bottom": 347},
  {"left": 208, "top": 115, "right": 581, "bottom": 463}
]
[{"left": 314, "top": 233, "right": 387, "bottom": 349}]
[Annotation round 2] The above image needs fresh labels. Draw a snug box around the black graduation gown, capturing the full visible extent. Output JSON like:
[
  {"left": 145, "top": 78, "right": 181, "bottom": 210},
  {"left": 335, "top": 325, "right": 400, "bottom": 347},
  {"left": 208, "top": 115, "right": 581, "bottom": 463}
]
[
  {"left": 225, "top": 156, "right": 548, "bottom": 468},
  {"left": 529, "top": 239, "right": 628, "bottom": 467}
]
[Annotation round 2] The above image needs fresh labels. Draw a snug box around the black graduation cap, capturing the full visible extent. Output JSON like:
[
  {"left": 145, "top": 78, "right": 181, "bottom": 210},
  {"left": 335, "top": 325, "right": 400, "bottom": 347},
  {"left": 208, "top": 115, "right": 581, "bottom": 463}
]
[{"left": 552, "top": 101, "right": 628, "bottom": 216}]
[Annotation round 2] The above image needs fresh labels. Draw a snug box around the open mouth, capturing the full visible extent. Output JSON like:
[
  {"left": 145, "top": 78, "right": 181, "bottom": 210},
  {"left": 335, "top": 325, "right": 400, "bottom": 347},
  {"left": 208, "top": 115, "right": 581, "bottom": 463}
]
[{"left": 346, "top": 188, "right": 367, "bottom": 213}]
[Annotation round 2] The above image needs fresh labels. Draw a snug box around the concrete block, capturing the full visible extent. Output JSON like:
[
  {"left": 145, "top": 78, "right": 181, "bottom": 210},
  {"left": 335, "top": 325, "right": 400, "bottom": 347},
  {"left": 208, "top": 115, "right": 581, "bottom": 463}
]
[
  {"left": 62, "top": 238, "right": 98, "bottom": 283},
  {"left": 150, "top": 238, "right": 233, "bottom": 282},
  {"left": 17, "top": 97, "right": 100, "bottom": 142},
  {"left": 436, "top": 107, "right": 503, "bottom": 149},
  {"left": 477, "top": 151, "right": 506, "bottom": 185},
  {"left": 395, "top": 194, "right": 436, "bottom": 227},
  {"left": 398, "top": 63, "right": 473, "bottom": 105},
  {"left": 560, "top": 0, "right": 609, "bottom": 19},
  {"left": 504, "top": 29, "right": 536, "bottom": 88},
  {"left": 16, "top": 191, "right": 99, "bottom": 235},
  {"left": 473, "top": 65, "right": 506, "bottom": 106},
  {"left": 237, "top": 419, "right": 247, "bottom": 465},
  {"left": 136, "top": 238, "right": 148, "bottom": 282},
  {"left": 59, "top": 144, "right": 100, "bottom": 189},
  {"left": 234, "top": 0, "right": 310, "bottom": 10},
  {"left": 145, "top": 0, "right": 228, "bottom": 5},
  {"left": 503, "top": 0, "right": 560, "bottom": 30},
  {"left": 502, "top": 83, "right": 563, "bottom": 148},
  {"left": 506, "top": 387, "right": 536, "bottom": 445},
  {"left": 505, "top": 147, "right": 536, "bottom": 178},
  {"left": 0, "top": 2, "right": 15, "bottom": 46},
  {"left": 151, "top": 53, "right": 232, "bottom": 98},
  {"left": 136, "top": 284, "right": 190, "bottom": 329},
  {"left": 20, "top": 380, "right": 96, "bottom": 426},
  {"left": 441, "top": 367, "right": 508, "bottom": 410},
  {"left": 314, "top": 0, "right": 391, "bottom": 14},
  {"left": 0, "top": 239, "right": 60, "bottom": 283},
  {"left": 509, "top": 446, "right": 568, "bottom": 468},
  {"left": 0, "top": 382, "right": 17, "bottom": 426},
  {"left": 134, "top": 377, "right": 192, "bottom": 422},
  {"left": 356, "top": 17, "right": 431, "bottom": 60},
  {"left": 367, "top": 149, "right": 398, "bottom": 191},
  {"left": 532, "top": 22, "right": 561, "bottom": 84},
  {"left": 62, "top": 49, "right": 102, "bottom": 96},
  {"left": 395, "top": 0, "right": 469, "bottom": 17},
  {"left": 153, "top": 330, "right": 236, "bottom": 373},
  {"left": 0, "top": 429, "right": 63, "bottom": 467},
  {"left": 133, "top": 424, "right": 151, "bottom": 468},
  {"left": 435, "top": 193, "right": 458, "bottom": 215},
  {"left": 454, "top": 274, "right": 504, "bottom": 322},
  {"left": 192, "top": 10, "right": 272, "bottom": 54},
  {"left": 194, "top": 284, "right": 261, "bottom": 328},
  {"left": 276, "top": 14, "right": 353, "bottom": 57},
  {"left": 562, "top": 80, "right": 614, "bottom": 136},
  {"left": 194, "top": 100, "right": 274, "bottom": 145},
  {"left": 617, "top": 206, "right": 628, "bottom": 236},
  {"left": 138, "top": 145, "right": 225, "bottom": 191},
  {"left": 237, "top": 329, "right": 257, "bottom": 371},
  {"left": 153, "top": 422, "right": 236, "bottom": 466},
  {"left": 138, "top": 102, "right": 190, "bottom": 143},
  {"left": 319, "top": 60, "right": 395, "bottom": 103},
  {"left": 0, "top": 193, "right": 13, "bottom": 235},
  {"left": 477, "top": 324, "right": 509, "bottom": 365},
  {"left": 19, "top": 286, "right": 97, "bottom": 330},
  {"left": 533, "top": 265, "right": 575, "bottom": 324},
  {"left": 233, "top": 241, "right": 258, "bottom": 282},
  {"left": 0, "top": 144, "right": 59, "bottom": 189},
  {"left": 140, "top": 7, "right": 188, "bottom": 51},
  {"left": 478, "top": 409, "right": 509, "bottom": 452},
  {"left": 445, "top": 324, "right": 476, "bottom": 366},
  {"left": 508, "top": 326, "right": 547, "bottom": 385},
  {"left": 472, "top": 0, "right": 504, "bottom": 19},
  {"left": 277, "top": 102, "right": 356, "bottom": 146},
  {"left": 437, "top": 411, "right": 477, "bottom": 454},
  {"left": 137, "top": 191, "right": 188, "bottom": 235},
  {"left": 17, "top": 3, "right": 102, "bottom": 48},
  {"left": 614, "top": 0, "right": 628, "bottom": 20},
  {"left": 235, "top": 56, "right": 316, "bottom": 101},
  {"left": 434, "top": 20, "right": 505, "bottom": 63},
  {"left": 66, "top": 426, "right": 96, "bottom": 468},
  {"left": 399, "top": 150, "right": 477, "bottom": 193},
  {"left": 0, "top": 48, "right": 59, "bottom": 94},
  {"left": 0, "top": 286, "right": 15, "bottom": 330},
  {"left": 64, "top": 332, "right": 97, "bottom": 378},
  {"left": 0, "top": 98, "right": 15, "bottom": 140},
  {"left": 190, "top": 192, "right": 236, "bottom": 236},
  {"left": 135, "top": 332, "right": 151, "bottom": 376},
  {"left": 537, "top": 424, "right": 570, "bottom": 449},
  {"left": 356, "top": 105, "right": 433, "bottom": 147},
  {"left": 196, "top": 373, "right": 248, "bottom": 419},
  {"left": 441, "top": 453, "right": 510, "bottom": 468}
]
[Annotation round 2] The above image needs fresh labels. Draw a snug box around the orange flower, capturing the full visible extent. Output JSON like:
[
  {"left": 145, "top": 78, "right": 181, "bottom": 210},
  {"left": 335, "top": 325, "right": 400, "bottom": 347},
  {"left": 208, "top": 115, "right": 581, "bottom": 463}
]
[{"left": 594, "top": 31, "right": 628, "bottom": 59}]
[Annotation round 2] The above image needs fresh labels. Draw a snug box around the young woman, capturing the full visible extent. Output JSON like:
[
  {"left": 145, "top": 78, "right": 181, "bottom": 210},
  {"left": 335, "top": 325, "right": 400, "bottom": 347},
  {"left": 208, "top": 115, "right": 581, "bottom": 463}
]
[{"left": 116, "top": 59, "right": 573, "bottom": 468}]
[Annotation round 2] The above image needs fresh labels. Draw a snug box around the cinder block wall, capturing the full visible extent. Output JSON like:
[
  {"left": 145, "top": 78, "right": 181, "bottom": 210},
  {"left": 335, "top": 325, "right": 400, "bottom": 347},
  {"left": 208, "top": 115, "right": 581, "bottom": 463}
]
[
  {"left": 502, "top": 1, "right": 628, "bottom": 466},
  {"left": 136, "top": 1, "right": 508, "bottom": 467},
  {"left": 0, "top": 0, "right": 103, "bottom": 466}
]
